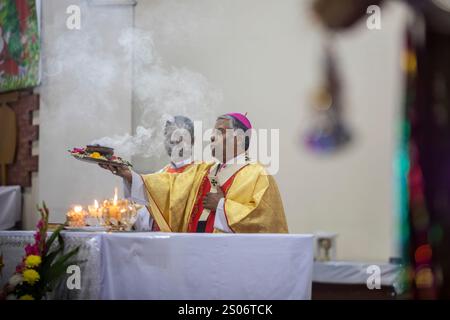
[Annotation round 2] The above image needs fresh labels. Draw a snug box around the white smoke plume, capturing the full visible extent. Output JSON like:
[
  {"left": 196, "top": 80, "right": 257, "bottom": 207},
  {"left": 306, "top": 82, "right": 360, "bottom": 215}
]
[{"left": 92, "top": 27, "right": 222, "bottom": 159}]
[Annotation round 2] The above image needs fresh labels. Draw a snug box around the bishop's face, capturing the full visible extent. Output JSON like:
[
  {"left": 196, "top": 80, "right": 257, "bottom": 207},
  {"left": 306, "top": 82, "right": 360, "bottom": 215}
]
[{"left": 210, "top": 118, "right": 236, "bottom": 163}]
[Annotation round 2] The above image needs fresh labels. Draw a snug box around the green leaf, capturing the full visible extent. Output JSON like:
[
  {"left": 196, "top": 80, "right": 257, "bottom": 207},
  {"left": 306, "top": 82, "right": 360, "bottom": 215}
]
[
  {"left": 46, "top": 247, "right": 80, "bottom": 287},
  {"left": 57, "top": 232, "right": 65, "bottom": 249},
  {"left": 53, "top": 247, "right": 80, "bottom": 269},
  {"left": 44, "top": 225, "right": 64, "bottom": 254},
  {"left": 40, "top": 247, "right": 63, "bottom": 277}
]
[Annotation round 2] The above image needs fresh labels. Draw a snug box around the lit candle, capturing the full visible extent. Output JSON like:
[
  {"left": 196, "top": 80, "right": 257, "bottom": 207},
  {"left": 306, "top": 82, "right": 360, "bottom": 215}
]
[
  {"left": 88, "top": 200, "right": 101, "bottom": 218},
  {"left": 108, "top": 188, "right": 120, "bottom": 221},
  {"left": 113, "top": 188, "right": 118, "bottom": 206},
  {"left": 86, "top": 200, "right": 104, "bottom": 226},
  {"left": 66, "top": 205, "right": 86, "bottom": 227}
]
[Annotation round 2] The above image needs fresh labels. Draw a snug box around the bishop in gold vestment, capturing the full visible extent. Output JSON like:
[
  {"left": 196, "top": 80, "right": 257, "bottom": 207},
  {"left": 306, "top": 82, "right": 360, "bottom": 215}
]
[
  {"left": 102, "top": 113, "right": 288, "bottom": 233},
  {"left": 140, "top": 113, "right": 288, "bottom": 233}
]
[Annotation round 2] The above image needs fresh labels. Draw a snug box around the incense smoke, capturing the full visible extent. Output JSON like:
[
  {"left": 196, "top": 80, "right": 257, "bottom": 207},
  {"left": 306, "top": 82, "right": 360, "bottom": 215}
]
[{"left": 92, "top": 27, "right": 222, "bottom": 159}]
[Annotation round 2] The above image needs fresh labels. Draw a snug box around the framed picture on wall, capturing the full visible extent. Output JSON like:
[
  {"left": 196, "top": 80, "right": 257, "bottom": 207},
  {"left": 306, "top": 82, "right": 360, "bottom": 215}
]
[{"left": 0, "top": 0, "right": 41, "bottom": 93}]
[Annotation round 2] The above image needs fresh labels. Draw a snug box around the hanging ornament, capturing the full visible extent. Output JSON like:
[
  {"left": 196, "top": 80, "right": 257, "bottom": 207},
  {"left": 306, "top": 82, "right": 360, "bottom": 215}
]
[{"left": 304, "top": 41, "right": 352, "bottom": 154}]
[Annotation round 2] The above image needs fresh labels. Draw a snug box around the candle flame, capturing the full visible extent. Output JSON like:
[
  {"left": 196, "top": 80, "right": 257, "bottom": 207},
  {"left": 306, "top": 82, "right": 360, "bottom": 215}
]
[
  {"left": 113, "top": 187, "right": 118, "bottom": 206},
  {"left": 74, "top": 205, "right": 83, "bottom": 213},
  {"left": 94, "top": 199, "right": 99, "bottom": 209}
]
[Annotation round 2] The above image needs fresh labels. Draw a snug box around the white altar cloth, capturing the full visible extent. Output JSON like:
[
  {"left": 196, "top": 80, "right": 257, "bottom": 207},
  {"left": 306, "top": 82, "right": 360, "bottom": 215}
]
[
  {"left": 0, "top": 231, "right": 313, "bottom": 300},
  {"left": 313, "top": 261, "right": 402, "bottom": 287},
  {"left": 100, "top": 233, "right": 313, "bottom": 300}
]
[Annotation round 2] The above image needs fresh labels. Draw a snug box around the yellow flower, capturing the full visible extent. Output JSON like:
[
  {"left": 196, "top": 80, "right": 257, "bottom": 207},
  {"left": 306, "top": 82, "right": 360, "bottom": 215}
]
[
  {"left": 90, "top": 152, "right": 102, "bottom": 159},
  {"left": 25, "top": 255, "right": 42, "bottom": 268},
  {"left": 23, "top": 269, "right": 40, "bottom": 285},
  {"left": 19, "top": 294, "right": 35, "bottom": 300}
]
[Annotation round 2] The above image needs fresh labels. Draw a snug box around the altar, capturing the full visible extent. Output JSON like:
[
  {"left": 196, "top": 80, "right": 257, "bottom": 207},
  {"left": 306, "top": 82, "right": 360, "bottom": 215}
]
[{"left": 0, "top": 231, "right": 314, "bottom": 300}]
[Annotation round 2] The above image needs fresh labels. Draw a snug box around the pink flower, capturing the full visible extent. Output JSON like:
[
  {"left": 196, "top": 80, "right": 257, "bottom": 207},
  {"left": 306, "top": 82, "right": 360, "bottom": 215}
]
[
  {"left": 34, "top": 232, "right": 41, "bottom": 243},
  {"left": 36, "top": 219, "right": 44, "bottom": 230},
  {"left": 25, "top": 243, "right": 39, "bottom": 256},
  {"left": 72, "top": 148, "right": 85, "bottom": 154},
  {"left": 15, "top": 262, "right": 25, "bottom": 273}
]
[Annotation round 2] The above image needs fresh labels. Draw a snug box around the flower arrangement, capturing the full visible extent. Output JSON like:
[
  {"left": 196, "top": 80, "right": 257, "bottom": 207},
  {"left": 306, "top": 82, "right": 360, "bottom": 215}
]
[{"left": 0, "top": 203, "right": 79, "bottom": 300}]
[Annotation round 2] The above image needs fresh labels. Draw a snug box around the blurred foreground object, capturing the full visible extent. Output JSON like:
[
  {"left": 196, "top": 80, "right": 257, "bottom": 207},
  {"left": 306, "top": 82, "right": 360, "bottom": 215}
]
[
  {"left": 305, "top": 43, "right": 351, "bottom": 153},
  {"left": 312, "top": 0, "right": 450, "bottom": 299}
]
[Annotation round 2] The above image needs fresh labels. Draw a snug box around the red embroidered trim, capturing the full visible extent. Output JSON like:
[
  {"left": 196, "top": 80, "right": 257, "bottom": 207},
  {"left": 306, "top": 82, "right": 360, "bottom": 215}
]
[{"left": 188, "top": 174, "right": 211, "bottom": 232}]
